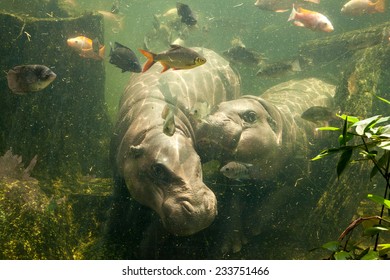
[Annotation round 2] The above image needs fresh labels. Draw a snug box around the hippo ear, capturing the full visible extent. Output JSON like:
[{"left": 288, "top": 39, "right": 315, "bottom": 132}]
[{"left": 129, "top": 145, "right": 144, "bottom": 158}]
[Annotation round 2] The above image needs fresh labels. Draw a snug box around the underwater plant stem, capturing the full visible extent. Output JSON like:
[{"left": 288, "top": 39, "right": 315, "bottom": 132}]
[{"left": 373, "top": 151, "right": 390, "bottom": 251}]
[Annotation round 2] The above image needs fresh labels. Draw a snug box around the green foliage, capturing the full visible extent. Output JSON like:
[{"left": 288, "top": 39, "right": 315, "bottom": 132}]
[{"left": 312, "top": 96, "right": 390, "bottom": 260}]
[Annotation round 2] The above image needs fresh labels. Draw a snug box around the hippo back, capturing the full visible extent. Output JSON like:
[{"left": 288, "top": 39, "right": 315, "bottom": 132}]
[
  {"left": 116, "top": 47, "right": 240, "bottom": 132},
  {"left": 259, "top": 78, "right": 336, "bottom": 154}
]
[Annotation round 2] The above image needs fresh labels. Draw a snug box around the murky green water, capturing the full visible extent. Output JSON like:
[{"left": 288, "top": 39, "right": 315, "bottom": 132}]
[{"left": 0, "top": 0, "right": 389, "bottom": 260}]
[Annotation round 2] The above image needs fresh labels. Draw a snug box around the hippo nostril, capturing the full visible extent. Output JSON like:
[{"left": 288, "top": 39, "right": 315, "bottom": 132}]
[{"left": 181, "top": 200, "right": 195, "bottom": 214}]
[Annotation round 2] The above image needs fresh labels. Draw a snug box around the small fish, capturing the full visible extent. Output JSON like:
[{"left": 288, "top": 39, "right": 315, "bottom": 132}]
[
  {"left": 161, "top": 104, "right": 176, "bottom": 136},
  {"left": 189, "top": 101, "right": 210, "bottom": 121},
  {"left": 111, "top": 0, "right": 121, "bottom": 14},
  {"left": 288, "top": 5, "right": 334, "bottom": 33},
  {"left": 223, "top": 45, "right": 265, "bottom": 67},
  {"left": 256, "top": 59, "right": 301, "bottom": 78},
  {"left": 254, "top": 0, "right": 320, "bottom": 13},
  {"left": 7, "top": 65, "right": 57, "bottom": 94},
  {"left": 220, "top": 161, "right": 254, "bottom": 180},
  {"left": 109, "top": 42, "right": 142, "bottom": 73},
  {"left": 139, "top": 45, "right": 206, "bottom": 73},
  {"left": 301, "top": 106, "right": 336, "bottom": 123},
  {"left": 67, "top": 36, "right": 105, "bottom": 60},
  {"left": 176, "top": 2, "right": 197, "bottom": 26},
  {"left": 341, "top": 0, "right": 385, "bottom": 16}
]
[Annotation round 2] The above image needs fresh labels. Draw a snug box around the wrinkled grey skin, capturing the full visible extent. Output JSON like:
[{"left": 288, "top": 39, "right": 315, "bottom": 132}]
[
  {"left": 196, "top": 78, "right": 336, "bottom": 180},
  {"left": 195, "top": 78, "right": 336, "bottom": 254},
  {"left": 111, "top": 48, "right": 240, "bottom": 236}
]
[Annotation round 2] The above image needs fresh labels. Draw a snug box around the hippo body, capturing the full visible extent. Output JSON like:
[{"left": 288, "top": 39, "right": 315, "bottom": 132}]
[
  {"left": 108, "top": 48, "right": 240, "bottom": 246},
  {"left": 196, "top": 78, "right": 336, "bottom": 180},
  {"left": 193, "top": 78, "right": 336, "bottom": 255}
]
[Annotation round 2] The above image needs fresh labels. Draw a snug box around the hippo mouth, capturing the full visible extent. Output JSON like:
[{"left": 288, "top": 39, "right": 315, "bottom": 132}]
[
  {"left": 195, "top": 117, "right": 242, "bottom": 162},
  {"left": 161, "top": 189, "right": 217, "bottom": 236},
  {"left": 196, "top": 136, "right": 240, "bottom": 162}
]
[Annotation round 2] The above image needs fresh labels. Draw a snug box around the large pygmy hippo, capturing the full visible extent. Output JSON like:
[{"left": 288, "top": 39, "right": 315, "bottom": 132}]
[
  {"left": 110, "top": 48, "right": 240, "bottom": 236},
  {"left": 196, "top": 78, "right": 336, "bottom": 180}
]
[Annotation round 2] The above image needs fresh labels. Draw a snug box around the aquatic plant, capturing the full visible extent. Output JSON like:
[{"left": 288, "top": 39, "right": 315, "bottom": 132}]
[
  {"left": 0, "top": 149, "right": 37, "bottom": 181},
  {"left": 312, "top": 95, "right": 390, "bottom": 259}
]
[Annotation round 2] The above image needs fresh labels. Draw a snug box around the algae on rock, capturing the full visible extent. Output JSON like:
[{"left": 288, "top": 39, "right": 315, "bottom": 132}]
[{"left": 0, "top": 11, "right": 112, "bottom": 180}]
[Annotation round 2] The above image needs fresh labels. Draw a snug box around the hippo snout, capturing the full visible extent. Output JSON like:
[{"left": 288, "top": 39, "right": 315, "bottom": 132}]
[
  {"left": 161, "top": 186, "right": 217, "bottom": 236},
  {"left": 196, "top": 115, "right": 242, "bottom": 161}
]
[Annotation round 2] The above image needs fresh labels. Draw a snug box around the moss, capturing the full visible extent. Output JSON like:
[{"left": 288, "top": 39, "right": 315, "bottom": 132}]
[
  {"left": 0, "top": 178, "right": 75, "bottom": 259},
  {"left": 0, "top": 175, "right": 113, "bottom": 259}
]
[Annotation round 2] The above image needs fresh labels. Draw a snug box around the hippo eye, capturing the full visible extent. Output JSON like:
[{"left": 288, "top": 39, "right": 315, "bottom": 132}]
[
  {"left": 151, "top": 163, "right": 170, "bottom": 183},
  {"left": 242, "top": 110, "right": 257, "bottom": 123}
]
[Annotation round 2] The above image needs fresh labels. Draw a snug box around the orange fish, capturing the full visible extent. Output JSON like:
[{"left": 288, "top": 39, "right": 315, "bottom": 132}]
[
  {"left": 341, "top": 0, "right": 385, "bottom": 16},
  {"left": 288, "top": 5, "right": 334, "bottom": 32},
  {"left": 67, "top": 36, "right": 105, "bottom": 60}
]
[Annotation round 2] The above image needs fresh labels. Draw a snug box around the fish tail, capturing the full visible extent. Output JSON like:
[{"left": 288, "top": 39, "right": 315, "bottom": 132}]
[
  {"left": 139, "top": 49, "right": 156, "bottom": 72},
  {"left": 288, "top": 5, "right": 297, "bottom": 21},
  {"left": 291, "top": 59, "right": 301, "bottom": 72},
  {"left": 99, "top": 45, "right": 105, "bottom": 60},
  {"left": 374, "top": 0, "right": 385, "bottom": 13}
]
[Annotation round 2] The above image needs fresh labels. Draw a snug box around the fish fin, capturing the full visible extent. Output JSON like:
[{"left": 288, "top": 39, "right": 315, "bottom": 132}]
[
  {"left": 139, "top": 49, "right": 156, "bottom": 72},
  {"left": 275, "top": 9, "right": 289, "bottom": 13},
  {"left": 161, "top": 104, "right": 170, "bottom": 119},
  {"left": 114, "top": 41, "right": 126, "bottom": 49},
  {"left": 304, "top": 0, "right": 320, "bottom": 4},
  {"left": 160, "top": 62, "right": 170, "bottom": 73},
  {"left": 374, "top": 0, "right": 385, "bottom": 13},
  {"left": 169, "top": 44, "right": 183, "bottom": 50},
  {"left": 297, "top": 7, "right": 317, "bottom": 14},
  {"left": 288, "top": 5, "right": 297, "bottom": 21},
  {"left": 293, "top": 21, "right": 305, "bottom": 27},
  {"left": 98, "top": 45, "right": 105, "bottom": 60},
  {"left": 291, "top": 59, "right": 301, "bottom": 72},
  {"left": 109, "top": 43, "right": 113, "bottom": 56}
]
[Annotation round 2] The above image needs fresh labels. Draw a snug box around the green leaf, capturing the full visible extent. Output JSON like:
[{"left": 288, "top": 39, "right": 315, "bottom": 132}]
[
  {"left": 359, "top": 150, "right": 377, "bottom": 159},
  {"left": 352, "top": 115, "right": 382, "bottom": 136},
  {"left": 360, "top": 250, "right": 379, "bottom": 260},
  {"left": 367, "top": 194, "right": 390, "bottom": 209},
  {"left": 311, "top": 148, "right": 344, "bottom": 161},
  {"left": 334, "top": 251, "right": 352, "bottom": 260},
  {"left": 338, "top": 133, "right": 354, "bottom": 145},
  {"left": 316, "top": 126, "right": 340, "bottom": 131},
  {"left": 363, "top": 226, "right": 389, "bottom": 236},
  {"left": 370, "top": 152, "right": 389, "bottom": 179},
  {"left": 378, "top": 244, "right": 390, "bottom": 256},
  {"left": 378, "top": 124, "right": 390, "bottom": 138},
  {"left": 337, "top": 148, "right": 353, "bottom": 178},
  {"left": 378, "top": 141, "right": 390, "bottom": 150},
  {"left": 321, "top": 241, "right": 340, "bottom": 252},
  {"left": 337, "top": 114, "right": 360, "bottom": 123},
  {"left": 372, "top": 93, "right": 390, "bottom": 105}
]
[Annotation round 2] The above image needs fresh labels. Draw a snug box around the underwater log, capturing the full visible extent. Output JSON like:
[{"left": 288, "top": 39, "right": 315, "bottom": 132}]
[
  {"left": 298, "top": 21, "right": 390, "bottom": 64},
  {"left": 0, "top": 11, "right": 111, "bottom": 179}
]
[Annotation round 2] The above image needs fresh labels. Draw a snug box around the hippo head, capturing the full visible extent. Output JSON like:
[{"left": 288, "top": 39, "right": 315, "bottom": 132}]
[
  {"left": 119, "top": 127, "right": 217, "bottom": 236},
  {"left": 196, "top": 95, "right": 286, "bottom": 179}
]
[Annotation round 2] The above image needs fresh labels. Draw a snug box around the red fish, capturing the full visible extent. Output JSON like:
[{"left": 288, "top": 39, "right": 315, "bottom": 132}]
[
  {"left": 67, "top": 36, "right": 105, "bottom": 60},
  {"left": 288, "top": 5, "right": 334, "bottom": 32},
  {"left": 341, "top": 0, "right": 385, "bottom": 16}
]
